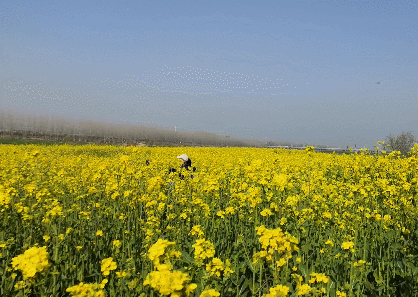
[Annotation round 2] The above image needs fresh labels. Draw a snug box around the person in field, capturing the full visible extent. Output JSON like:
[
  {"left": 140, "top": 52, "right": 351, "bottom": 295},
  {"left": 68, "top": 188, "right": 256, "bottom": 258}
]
[
  {"left": 177, "top": 154, "right": 193, "bottom": 171},
  {"left": 168, "top": 154, "right": 196, "bottom": 179}
]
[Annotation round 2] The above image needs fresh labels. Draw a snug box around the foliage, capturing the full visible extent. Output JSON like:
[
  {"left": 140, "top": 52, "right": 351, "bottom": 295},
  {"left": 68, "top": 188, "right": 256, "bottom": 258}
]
[
  {"left": 1, "top": 144, "right": 418, "bottom": 296},
  {"left": 385, "top": 131, "right": 416, "bottom": 155}
]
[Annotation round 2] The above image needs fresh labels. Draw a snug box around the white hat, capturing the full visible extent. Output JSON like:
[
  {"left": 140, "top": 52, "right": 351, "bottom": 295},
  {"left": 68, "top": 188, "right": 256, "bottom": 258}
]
[{"left": 177, "top": 154, "right": 189, "bottom": 161}]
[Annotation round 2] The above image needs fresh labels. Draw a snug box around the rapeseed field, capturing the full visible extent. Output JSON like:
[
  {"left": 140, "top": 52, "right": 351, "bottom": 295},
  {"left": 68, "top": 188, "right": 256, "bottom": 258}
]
[{"left": 1, "top": 144, "right": 418, "bottom": 296}]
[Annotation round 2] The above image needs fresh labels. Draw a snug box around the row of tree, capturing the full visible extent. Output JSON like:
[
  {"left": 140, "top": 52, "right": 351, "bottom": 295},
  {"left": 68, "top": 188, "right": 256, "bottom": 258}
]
[
  {"left": 0, "top": 109, "right": 264, "bottom": 147},
  {"left": 384, "top": 131, "right": 417, "bottom": 155},
  {"left": 0, "top": 109, "right": 415, "bottom": 152}
]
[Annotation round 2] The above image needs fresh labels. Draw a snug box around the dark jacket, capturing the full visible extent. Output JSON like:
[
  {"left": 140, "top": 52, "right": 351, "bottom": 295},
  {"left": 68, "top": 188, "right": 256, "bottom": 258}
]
[{"left": 182, "top": 158, "right": 192, "bottom": 170}]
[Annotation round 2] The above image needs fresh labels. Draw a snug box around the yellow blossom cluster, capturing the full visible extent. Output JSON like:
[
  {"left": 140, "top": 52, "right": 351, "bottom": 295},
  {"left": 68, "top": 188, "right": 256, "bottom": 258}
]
[
  {"left": 148, "top": 238, "right": 182, "bottom": 266},
  {"left": 200, "top": 289, "right": 221, "bottom": 296},
  {"left": 143, "top": 264, "right": 196, "bottom": 296},
  {"left": 11, "top": 246, "right": 50, "bottom": 279},
  {"left": 253, "top": 225, "right": 299, "bottom": 264},
  {"left": 205, "top": 258, "right": 234, "bottom": 278},
  {"left": 0, "top": 185, "right": 12, "bottom": 209},
  {"left": 66, "top": 279, "right": 108, "bottom": 297},
  {"left": 192, "top": 238, "right": 215, "bottom": 266},
  {"left": 341, "top": 241, "right": 355, "bottom": 251},
  {"left": 144, "top": 239, "right": 196, "bottom": 296},
  {"left": 2, "top": 143, "right": 418, "bottom": 296},
  {"left": 309, "top": 272, "right": 329, "bottom": 284},
  {"left": 189, "top": 225, "right": 205, "bottom": 237},
  {"left": 264, "top": 284, "right": 290, "bottom": 297},
  {"left": 100, "top": 257, "right": 117, "bottom": 276}
]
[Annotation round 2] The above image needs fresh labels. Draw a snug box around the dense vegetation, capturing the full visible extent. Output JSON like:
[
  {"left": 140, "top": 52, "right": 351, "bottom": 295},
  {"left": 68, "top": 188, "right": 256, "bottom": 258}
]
[{"left": 1, "top": 144, "right": 418, "bottom": 296}]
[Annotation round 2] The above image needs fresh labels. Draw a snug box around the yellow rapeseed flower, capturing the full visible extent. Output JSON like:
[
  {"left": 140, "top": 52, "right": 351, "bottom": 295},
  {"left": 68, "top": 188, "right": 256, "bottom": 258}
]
[
  {"left": 190, "top": 225, "right": 205, "bottom": 237},
  {"left": 144, "top": 266, "right": 196, "bottom": 296},
  {"left": 200, "top": 289, "right": 221, "bottom": 297},
  {"left": 206, "top": 257, "right": 224, "bottom": 277},
  {"left": 341, "top": 241, "right": 354, "bottom": 251},
  {"left": 112, "top": 240, "right": 121, "bottom": 248},
  {"left": 297, "top": 284, "right": 312, "bottom": 295},
  {"left": 66, "top": 282, "right": 106, "bottom": 297},
  {"left": 325, "top": 240, "right": 334, "bottom": 247},
  {"left": 309, "top": 272, "right": 329, "bottom": 284},
  {"left": 264, "top": 284, "right": 289, "bottom": 297},
  {"left": 11, "top": 246, "right": 50, "bottom": 279},
  {"left": 192, "top": 238, "right": 215, "bottom": 266},
  {"left": 101, "top": 257, "right": 117, "bottom": 276},
  {"left": 148, "top": 238, "right": 177, "bottom": 266}
]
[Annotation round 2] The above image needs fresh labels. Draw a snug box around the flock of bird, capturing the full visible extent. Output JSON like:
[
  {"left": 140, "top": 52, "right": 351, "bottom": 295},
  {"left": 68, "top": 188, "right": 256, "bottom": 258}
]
[{"left": 141, "top": 65, "right": 305, "bottom": 96}]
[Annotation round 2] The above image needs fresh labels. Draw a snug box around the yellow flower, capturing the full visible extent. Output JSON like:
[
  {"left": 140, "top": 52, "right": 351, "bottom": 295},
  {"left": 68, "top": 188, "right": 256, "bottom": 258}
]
[
  {"left": 255, "top": 225, "right": 299, "bottom": 255},
  {"left": 192, "top": 239, "right": 215, "bottom": 266},
  {"left": 309, "top": 272, "right": 329, "bottom": 284},
  {"left": 260, "top": 208, "right": 273, "bottom": 216},
  {"left": 67, "top": 282, "right": 105, "bottom": 297},
  {"left": 43, "top": 235, "right": 51, "bottom": 242},
  {"left": 276, "top": 257, "right": 287, "bottom": 267},
  {"left": 11, "top": 246, "right": 50, "bottom": 279},
  {"left": 0, "top": 188, "right": 11, "bottom": 207},
  {"left": 216, "top": 210, "right": 225, "bottom": 218},
  {"left": 336, "top": 291, "right": 347, "bottom": 297},
  {"left": 96, "top": 230, "right": 103, "bottom": 237},
  {"left": 322, "top": 212, "right": 332, "bottom": 219},
  {"left": 200, "top": 289, "right": 221, "bottom": 297},
  {"left": 206, "top": 257, "right": 224, "bottom": 277},
  {"left": 341, "top": 241, "right": 354, "bottom": 251},
  {"left": 14, "top": 280, "right": 26, "bottom": 290},
  {"left": 297, "top": 284, "right": 312, "bottom": 295},
  {"left": 225, "top": 207, "right": 235, "bottom": 214},
  {"left": 100, "top": 278, "right": 108, "bottom": 289},
  {"left": 112, "top": 240, "right": 121, "bottom": 248},
  {"left": 148, "top": 238, "right": 177, "bottom": 266},
  {"left": 325, "top": 240, "right": 334, "bottom": 247},
  {"left": 280, "top": 217, "right": 287, "bottom": 225},
  {"left": 144, "top": 268, "right": 196, "bottom": 296},
  {"left": 116, "top": 271, "right": 128, "bottom": 278},
  {"left": 265, "top": 284, "right": 289, "bottom": 297},
  {"left": 190, "top": 225, "right": 205, "bottom": 237},
  {"left": 101, "top": 257, "right": 117, "bottom": 276},
  {"left": 305, "top": 146, "right": 315, "bottom": 152},
  {"left": 353, "top": 260, "right": 367, "bottom": 267},
  {"left": 186, "top": 283, "right": 198, "bottom": 296},
  {"left": 253, "top": 250, "right": 268, "bottom": 264}
]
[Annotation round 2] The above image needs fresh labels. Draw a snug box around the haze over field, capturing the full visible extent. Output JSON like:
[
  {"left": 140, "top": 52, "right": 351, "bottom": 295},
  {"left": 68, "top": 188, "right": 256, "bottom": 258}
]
[{"left": 1, "top": 0, "right": 417, "bottom": 148}]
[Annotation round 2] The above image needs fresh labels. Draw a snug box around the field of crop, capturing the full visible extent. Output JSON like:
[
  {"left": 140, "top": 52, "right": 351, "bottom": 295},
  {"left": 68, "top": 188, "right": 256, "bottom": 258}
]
[{"left": 1, "top": 144, "right": 418, "bottom": 297}]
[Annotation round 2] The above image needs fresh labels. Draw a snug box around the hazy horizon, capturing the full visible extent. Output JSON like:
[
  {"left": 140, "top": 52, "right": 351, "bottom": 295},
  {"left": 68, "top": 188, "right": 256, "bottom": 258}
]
[{"left": 1, "top": 0, "right": 417, "bottom": 149}]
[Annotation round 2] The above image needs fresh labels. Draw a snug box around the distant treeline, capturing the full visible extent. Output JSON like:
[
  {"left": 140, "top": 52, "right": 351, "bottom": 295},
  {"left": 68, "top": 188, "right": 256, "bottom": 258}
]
[{"left": 0, "top": 109, "right": 271, "bottom": 147}]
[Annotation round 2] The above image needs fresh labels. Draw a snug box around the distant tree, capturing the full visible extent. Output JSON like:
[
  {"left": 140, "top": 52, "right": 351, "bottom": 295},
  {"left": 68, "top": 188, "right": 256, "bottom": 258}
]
[{"left": 385, "top": 131, "right": 417, "bottom": 155}]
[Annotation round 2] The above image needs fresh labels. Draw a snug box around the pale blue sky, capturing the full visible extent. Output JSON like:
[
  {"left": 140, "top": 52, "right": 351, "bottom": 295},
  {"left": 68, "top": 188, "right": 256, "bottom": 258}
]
[{"left": 1, "top": 0, "right": 417, "bottom": 148}]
